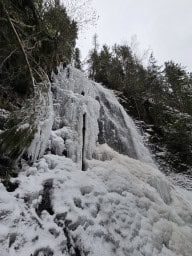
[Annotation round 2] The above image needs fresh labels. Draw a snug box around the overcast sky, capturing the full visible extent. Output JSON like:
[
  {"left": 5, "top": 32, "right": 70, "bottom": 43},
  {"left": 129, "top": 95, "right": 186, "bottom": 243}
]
[{"left": 77, "top": 0, "right": 192, "bottom": 70}]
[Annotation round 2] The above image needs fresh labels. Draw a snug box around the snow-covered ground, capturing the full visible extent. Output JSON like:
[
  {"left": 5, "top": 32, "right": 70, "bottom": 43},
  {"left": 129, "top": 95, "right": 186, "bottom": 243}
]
[
  {"left": 0, "top": 66, "right": 192, "bottom": 256},
  {"left": 1, "top": 147, "right": 192, "bottom": 256}
]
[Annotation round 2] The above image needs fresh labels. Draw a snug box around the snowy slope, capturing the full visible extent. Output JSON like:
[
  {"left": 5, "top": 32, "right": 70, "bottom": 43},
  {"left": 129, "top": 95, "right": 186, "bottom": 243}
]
[
  {"left": 1, "top": 148, "right": 192, "bottom": 256},
  {"left": 0, "top": 66, "right": 192, "bottom": 256}
]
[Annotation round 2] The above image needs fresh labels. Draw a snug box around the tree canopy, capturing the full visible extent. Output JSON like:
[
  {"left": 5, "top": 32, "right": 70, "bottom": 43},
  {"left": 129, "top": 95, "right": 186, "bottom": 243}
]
[{"left": 0, "top": 0, "right": 78, "bottom": 95}]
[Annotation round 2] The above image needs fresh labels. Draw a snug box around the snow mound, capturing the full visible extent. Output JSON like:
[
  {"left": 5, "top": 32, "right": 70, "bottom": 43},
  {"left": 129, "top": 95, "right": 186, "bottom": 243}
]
[{"left": 1, "top": 149, "right": 192, "bottom": 256}]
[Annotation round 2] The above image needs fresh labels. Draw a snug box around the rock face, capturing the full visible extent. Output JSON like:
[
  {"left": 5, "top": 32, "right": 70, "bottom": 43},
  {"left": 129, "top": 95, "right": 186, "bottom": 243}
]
[{"left": 50, "top": 66, "right": 153, "bottom": 168}]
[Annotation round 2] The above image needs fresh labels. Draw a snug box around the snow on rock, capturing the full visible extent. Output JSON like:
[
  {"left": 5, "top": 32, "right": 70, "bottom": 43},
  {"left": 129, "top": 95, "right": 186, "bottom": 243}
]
[{"left": 0, "top": 150, "right": 192, "bottom": 256}]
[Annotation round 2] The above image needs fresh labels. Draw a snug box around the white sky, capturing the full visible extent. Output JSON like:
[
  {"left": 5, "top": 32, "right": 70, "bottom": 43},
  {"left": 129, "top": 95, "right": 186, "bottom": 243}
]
[{"left": 77, "top": 0, "right": 192, "bottom": 70}]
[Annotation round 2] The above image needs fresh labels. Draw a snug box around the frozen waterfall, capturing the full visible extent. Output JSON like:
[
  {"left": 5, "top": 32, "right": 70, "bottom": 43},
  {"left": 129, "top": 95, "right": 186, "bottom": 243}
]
[{"left": 50, "top": 65, "right": 153, "bottom": 168}]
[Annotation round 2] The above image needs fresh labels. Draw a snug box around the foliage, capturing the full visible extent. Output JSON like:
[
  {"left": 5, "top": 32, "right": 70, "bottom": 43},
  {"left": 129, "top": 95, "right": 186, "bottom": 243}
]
[
  {"left": 73, "top": 48, "right": 82, "bottom": 69},
  {"left": 0, "top": 0, "right": 78, "bottom": 95},
  {"left": 0, "top": 0, "right": 78, "bottom": 177}
]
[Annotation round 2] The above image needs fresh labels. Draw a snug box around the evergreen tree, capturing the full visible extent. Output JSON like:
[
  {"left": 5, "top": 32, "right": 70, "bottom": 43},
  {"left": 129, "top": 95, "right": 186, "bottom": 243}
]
[
  {"left": 94, "top": 45, "right": 111, "bottom": 86},
  {"left": 73, "top": 48, "right": 81, "bottom": 69},
  {"left": 88, "top": 34, "right": 99, "bottom": 79}
]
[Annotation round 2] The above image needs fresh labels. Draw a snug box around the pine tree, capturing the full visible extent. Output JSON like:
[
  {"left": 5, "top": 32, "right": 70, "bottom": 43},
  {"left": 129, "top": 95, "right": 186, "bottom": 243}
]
[
  {"left": 94, "top": 45, "right": 111, "bottom": 86},
  {"left": 74, "top": 48, "right": 81, "bottom": 69},
  {"left": 88, "top": 34, "right": 99, "bottom": 79},
  {"left": 164, "top": 61, "right": 188, "bottom": 111}
]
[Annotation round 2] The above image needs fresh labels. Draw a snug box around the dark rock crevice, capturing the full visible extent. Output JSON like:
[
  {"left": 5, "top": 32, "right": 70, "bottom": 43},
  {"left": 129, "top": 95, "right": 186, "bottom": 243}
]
[
  {"left": 36, "top": 179, "right": 54, "bottom": 216},
  {"left": 54, "top": 213, "right": 85, "bottom": 256},
  {"left": 2, "top": 180, "right": 19, "bottom": 192},
  {"left": 32, "top": 247, "right": 54, "bottom": 256}
]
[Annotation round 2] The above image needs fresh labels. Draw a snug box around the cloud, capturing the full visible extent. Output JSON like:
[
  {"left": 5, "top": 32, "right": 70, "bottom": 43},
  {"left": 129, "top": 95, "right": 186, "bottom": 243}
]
[{"left": 77, "top": 0, "right": 192, "bottom": 69}]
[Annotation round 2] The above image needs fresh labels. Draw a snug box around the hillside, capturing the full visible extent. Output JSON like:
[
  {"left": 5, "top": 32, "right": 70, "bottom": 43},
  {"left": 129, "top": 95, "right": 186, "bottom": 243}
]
[{"left": 0, "top": 67, "right": 192, "bottom": 256}]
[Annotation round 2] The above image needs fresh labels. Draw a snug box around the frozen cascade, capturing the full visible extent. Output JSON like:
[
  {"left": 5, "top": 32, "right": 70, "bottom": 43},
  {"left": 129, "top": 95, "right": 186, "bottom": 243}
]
[
  {"left": 1, "top": 66, "right": 192, "bottom": 256},
  {"left": 27, "top": 80, "right": 54, "bottom": 163},
  {"left": 50, "top": 66, "right": 153, "bottom": 166}
]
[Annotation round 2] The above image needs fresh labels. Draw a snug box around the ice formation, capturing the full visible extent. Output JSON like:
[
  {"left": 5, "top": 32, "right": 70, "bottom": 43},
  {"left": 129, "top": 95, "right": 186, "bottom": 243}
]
[
  {"left": 27, "top": 81, "right": 54, "bottom": 163},
  {"left": 50, "top": 66, "right": 153, "bottom": 167},
  {"left": 0, "top": 66, "right": 192, "bottom": 256}
]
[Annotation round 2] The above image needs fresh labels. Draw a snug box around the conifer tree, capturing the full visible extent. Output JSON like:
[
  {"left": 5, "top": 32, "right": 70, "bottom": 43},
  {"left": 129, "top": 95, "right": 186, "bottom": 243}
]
[
  {"left": 74, "top": 48, "right": 81, "bottom": 69},
  {"left": 88, "top": 34, "right": 99, "bottom": 79}
]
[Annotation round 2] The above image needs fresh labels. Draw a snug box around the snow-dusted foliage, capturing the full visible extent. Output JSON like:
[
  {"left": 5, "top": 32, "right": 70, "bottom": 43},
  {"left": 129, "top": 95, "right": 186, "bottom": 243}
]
[
  {"left": 0, "top": 67, "right": 192, "bottom": 256},
  {"left": 0, "top": 79, "right": 53, "bottom": 172}
]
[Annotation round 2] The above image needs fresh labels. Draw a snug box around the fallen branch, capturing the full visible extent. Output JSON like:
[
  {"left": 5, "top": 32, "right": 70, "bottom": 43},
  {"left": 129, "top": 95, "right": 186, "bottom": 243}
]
[
  {"left": 0, "top": 17, "right": 35, "bottom": 29},
  {"left": 0, "top": 49, "right": 17, "bottom": 70}
]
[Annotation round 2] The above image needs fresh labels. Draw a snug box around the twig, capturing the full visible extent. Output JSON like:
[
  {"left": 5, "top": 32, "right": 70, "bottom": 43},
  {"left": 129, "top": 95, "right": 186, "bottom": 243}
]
[
  {"left": 0, "top": 49, "right": 17, "bottom": 70},
  {"left": 11, "top": 18, "right": 35, "bottom": 29},
  {"left": 0, "top": 17, "right": 35, "bottom": 29}
]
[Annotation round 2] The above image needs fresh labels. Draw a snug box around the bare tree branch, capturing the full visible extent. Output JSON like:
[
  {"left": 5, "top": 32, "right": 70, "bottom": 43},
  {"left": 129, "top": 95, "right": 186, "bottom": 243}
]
[
  {"left": 0, "top": 17, "right": 35, "bottom": 29},
  {"left": 11, "top": 18, "right": 35, "bottom": 29},
  {"left": 0, "top": 49, "right": 17, "bottom": 71}
]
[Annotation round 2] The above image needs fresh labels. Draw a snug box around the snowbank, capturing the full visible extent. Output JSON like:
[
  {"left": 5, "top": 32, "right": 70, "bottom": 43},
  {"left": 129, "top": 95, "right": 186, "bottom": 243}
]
[{"left": 0, "top": 149, "right": 192, "bottom": 255}]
